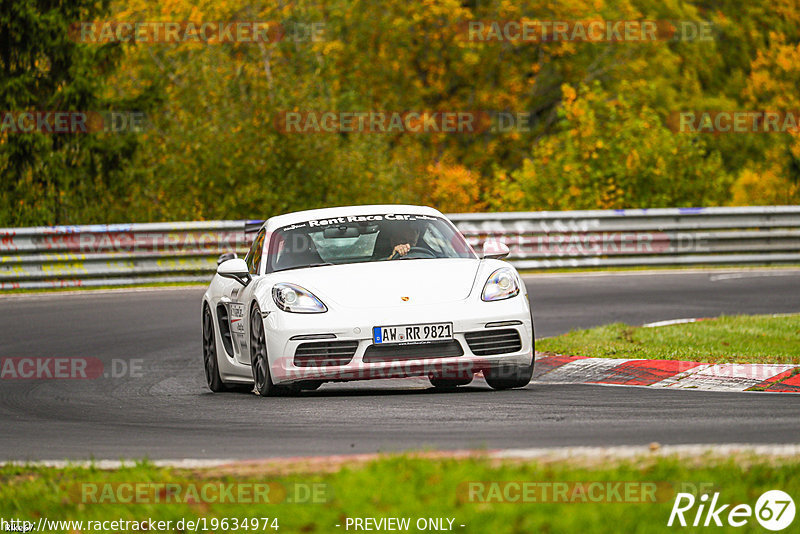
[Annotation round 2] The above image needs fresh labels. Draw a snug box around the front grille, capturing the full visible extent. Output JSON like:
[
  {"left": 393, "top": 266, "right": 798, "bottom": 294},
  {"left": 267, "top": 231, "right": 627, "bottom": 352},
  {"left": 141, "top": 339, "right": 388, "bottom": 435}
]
[
  {"left": 294, "top": 341, "right": 359, "bottom": 367},
  {"left": 464, "top": 329, "right": 522, "bottom": 355},
  {"left": 363, "top": 340, "right": 464, "bottom": 362}
]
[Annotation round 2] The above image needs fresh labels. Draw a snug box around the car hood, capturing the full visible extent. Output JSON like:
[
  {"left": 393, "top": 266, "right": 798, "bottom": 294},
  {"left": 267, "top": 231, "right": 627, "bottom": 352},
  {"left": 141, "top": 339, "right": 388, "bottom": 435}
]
[{"left": 274, "top": 258, "right": 482, "bottom": 308}]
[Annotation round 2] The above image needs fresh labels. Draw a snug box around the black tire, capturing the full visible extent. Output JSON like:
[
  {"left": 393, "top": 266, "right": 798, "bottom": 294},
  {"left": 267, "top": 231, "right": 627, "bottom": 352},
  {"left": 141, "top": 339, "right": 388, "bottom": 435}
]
[
  {"left": 202, "top": 304, "right": 227, "bottom": 392},
  {"left": 250, "top": 304, "right": 294, "bottom": 396},
  {"left": 484, "top": 327, "right": 535, "bottom": 390},
  {"left": 429, "top": 375, "right": 473, "bottom": 389},
  {"left": 484, "top": 362, "right": 533, "bottom": 390}
]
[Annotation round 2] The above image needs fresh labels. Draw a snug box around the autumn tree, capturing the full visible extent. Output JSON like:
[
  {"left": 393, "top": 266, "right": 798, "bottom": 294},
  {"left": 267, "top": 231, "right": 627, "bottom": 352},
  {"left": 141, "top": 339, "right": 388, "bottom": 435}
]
[
  {"left": 0, "top": 0, "right": 158, "bottom": 225},
  {"left": 488, "top": 82, "right": 729, "bottom": 211},
  {"left": 732, "top": 32, "right": 800, "bottom": 205}
]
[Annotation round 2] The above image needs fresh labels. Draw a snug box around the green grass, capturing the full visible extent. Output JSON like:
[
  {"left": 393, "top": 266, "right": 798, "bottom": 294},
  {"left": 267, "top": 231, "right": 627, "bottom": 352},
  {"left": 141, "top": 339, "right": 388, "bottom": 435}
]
[
  {"left": 0, "top": 281, "right": 206, "bottom": 295},
  {"left": 537, "top": 314, "right": 800, "bottom": 364},
  {"left": 518, "top": 264, "right": 800, "bottom": 274},
  {"left": 2, "top": 454, "right": 799, "bottom": 533}
]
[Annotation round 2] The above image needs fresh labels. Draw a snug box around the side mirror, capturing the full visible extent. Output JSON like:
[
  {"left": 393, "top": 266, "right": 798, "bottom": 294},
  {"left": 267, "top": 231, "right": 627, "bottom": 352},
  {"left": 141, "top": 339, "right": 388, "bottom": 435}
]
[
  {"left": 217, "top": 258, "right": 251, "bottom": 286},
  {"left": 217, "top": 252, "right": 237, "bottom": 265},
  {"left": 481, "top": 240, "right": 510, "bottom": 260}
]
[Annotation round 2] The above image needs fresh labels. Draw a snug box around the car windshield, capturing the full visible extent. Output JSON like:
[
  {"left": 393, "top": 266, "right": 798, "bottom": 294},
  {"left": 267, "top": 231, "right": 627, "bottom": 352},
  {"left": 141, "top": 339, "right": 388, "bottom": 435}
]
[{"left": 267, "top": 213, "right": 475, "bottom": 273}]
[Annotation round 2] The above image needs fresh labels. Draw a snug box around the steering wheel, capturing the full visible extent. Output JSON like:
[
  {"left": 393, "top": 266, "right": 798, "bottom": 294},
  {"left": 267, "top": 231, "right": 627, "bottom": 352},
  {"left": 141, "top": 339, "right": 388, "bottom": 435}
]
[{"left": 400, "top": 246, "right": 436, "bottom": 259}]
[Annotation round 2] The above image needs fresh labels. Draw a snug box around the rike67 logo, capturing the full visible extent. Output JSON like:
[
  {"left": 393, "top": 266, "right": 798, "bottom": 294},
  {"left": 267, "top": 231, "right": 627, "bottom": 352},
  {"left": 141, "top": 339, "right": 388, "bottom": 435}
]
[{"left": 668, "top": 490, "right": 795, "bottom": 531}]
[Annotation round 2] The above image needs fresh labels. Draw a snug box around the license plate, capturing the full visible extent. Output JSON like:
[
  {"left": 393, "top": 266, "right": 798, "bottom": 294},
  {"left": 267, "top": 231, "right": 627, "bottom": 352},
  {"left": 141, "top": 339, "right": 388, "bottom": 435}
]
[{"left": 373, "top": 322, "right": 453, "bottom": 344}]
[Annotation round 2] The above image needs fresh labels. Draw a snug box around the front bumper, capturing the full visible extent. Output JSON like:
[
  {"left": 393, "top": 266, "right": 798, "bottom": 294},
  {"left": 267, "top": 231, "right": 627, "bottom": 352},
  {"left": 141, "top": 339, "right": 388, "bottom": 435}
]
[{"left": 265, "top": 297, "right": 533, "bottom": 385}]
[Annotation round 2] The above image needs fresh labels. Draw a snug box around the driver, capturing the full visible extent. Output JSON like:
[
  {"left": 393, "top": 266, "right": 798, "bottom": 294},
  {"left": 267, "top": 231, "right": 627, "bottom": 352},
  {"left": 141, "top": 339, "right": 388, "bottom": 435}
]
[{"left": 388, "top": 225, "right": 421, "bottom": 259}]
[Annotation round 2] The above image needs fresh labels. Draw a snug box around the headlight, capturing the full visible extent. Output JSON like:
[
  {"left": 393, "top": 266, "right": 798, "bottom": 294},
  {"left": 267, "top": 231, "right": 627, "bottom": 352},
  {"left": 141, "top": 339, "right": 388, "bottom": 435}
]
[
  {"left": 272, "top": 283, "right": 327, "bottom": 313},
  {"left": 482, "top": 268, "right": 520, "bottom": 301}
]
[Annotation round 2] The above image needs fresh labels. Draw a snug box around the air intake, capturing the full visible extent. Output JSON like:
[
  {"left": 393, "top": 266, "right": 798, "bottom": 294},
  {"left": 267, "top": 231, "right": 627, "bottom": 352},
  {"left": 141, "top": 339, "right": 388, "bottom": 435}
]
[
  {"left": 464, "top": 329, "right": 522, "bottom": 356},
  {"left": 363, "top": 340, "right": 464, "bottom": 362},
  {"left": 294, "top": 341, "right": 359, "bottom": 367}
]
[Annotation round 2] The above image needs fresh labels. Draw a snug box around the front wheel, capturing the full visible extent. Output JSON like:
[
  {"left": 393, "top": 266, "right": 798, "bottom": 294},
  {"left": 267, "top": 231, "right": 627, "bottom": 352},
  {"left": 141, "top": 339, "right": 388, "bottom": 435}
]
[
  {"left": 485, "top": 323, "right": 535, "bottom": 390},
  {"left": 483, "top": 359, "right": 534, "bottom": 390},
  {"left": 484, "top": 336, "right": 535, "bottom": 390},
  {"left": 202, "top": 305, "right": 227, "bottom": 392},
  {"left": 250, "top": 304, "right": 281, "bottom": 396}
]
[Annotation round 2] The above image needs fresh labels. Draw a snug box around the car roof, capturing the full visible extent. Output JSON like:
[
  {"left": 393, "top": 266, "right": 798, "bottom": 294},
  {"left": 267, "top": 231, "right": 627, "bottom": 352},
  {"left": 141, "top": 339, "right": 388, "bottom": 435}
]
[{"left": 264, "top": 204, "right": 445, "bottom": 230}]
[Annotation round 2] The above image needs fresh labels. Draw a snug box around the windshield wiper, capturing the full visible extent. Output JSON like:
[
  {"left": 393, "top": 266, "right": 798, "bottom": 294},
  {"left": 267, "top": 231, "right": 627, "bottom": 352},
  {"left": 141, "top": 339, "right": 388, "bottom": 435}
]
[{"left": 274, "top": 262, "right": 334, "bottom": 272}]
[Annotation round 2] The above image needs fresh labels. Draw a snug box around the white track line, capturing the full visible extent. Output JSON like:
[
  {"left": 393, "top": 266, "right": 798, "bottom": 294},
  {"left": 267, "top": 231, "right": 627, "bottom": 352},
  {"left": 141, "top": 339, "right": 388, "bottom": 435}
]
[
  {"left": 492, "top": 443, "right": 800, "bottom": 460},
  {"left": 709, "top": 271, "right": 800, "bottom": 281},
  {"left": 0, "top": 458, "right": 235, "bottom": 469},
  {"left": 5, "top": 444, "right": 800, "bottom": 469},
  {"left": 642, "top": 318, "right": 699, "bottom": 328}
]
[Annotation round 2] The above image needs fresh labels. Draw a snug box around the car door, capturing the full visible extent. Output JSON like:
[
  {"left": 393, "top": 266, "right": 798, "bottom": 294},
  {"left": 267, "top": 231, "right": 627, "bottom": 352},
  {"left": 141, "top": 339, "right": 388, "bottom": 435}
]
[{"left": 228, "top": 227, "right": 266, "bottom": 366}]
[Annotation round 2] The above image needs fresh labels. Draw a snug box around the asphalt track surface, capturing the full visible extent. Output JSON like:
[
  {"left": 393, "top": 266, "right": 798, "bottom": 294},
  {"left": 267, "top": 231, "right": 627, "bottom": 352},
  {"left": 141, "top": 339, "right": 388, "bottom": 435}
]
[{"left": 1, "top": 269, "right": 799, "bottom": 460}]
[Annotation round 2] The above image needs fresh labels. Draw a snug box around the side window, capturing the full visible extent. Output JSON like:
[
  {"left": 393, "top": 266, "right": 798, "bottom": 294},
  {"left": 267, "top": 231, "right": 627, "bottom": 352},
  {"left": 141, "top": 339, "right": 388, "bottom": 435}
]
[{"left": 246, "top": 229, "right": 266, "bottom": 274}]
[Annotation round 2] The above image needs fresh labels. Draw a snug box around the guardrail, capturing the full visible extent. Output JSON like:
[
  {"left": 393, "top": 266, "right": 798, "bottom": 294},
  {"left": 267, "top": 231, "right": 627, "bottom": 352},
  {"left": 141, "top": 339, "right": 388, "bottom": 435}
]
[
  {"left": 1, "top": 206, "right": 798, "bottom": 289},
  {"left": 449, "top": 205, "right": 800, "bottom": 269}
]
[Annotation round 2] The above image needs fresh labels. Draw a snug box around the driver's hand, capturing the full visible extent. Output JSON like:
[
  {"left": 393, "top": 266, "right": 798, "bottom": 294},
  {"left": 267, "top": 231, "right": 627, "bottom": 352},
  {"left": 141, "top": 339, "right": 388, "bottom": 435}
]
[{"left": 390, "top": 243, "right": 411, "bottom": 258}]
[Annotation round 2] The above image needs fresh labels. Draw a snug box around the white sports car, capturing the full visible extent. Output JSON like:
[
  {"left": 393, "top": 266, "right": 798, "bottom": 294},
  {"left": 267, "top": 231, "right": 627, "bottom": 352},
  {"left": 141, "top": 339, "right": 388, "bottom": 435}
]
[{"left": 201, "top": 205, "right": 534, "bottom": 396}]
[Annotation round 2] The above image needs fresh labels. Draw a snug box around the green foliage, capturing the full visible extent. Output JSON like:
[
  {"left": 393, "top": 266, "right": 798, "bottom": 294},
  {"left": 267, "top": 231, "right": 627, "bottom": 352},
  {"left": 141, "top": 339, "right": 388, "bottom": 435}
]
[
  {"left": 490, "top": 82, "right": 730, "bottom": 210},
  {"left": 1, "top": 0, "right": 798, "bottom": 225},
  {"left": 0, "top": 0, "right": 160, "bottom": 225}
]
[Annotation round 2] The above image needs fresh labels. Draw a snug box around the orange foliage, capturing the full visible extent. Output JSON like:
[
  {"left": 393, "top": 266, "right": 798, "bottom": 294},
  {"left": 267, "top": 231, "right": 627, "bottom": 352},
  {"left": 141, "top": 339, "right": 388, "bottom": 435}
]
[{"left": 423, "top": 160, "right": 485, "bottom": 213}]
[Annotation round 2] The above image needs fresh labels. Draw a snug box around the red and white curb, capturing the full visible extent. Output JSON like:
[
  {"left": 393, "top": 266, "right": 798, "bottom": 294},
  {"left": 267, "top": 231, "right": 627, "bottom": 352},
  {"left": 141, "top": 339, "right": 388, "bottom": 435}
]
[{"left": 533, "top": 355, "right": 800, "bottom": 392}]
